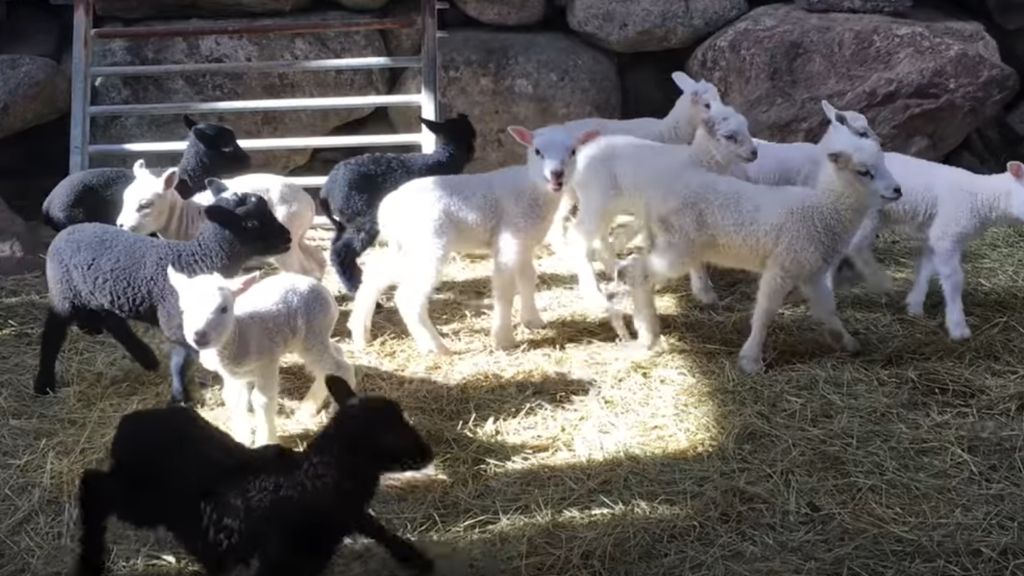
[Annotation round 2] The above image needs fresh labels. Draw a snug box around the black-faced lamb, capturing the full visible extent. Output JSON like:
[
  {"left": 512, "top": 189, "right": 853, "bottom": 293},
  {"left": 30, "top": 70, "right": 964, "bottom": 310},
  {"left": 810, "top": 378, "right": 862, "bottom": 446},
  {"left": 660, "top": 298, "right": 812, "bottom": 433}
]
[
  {"left": 34, "top": 192, "right": 292, "bottom": 405},
  {"left": 320, "top": 113, "right": 477, "bottom": 294},
  {"left": 74, "top": 375, "right": 436, "bottom": 576},
  {"left": 41, "top": 115, "right": 251, "bottom": 231}
]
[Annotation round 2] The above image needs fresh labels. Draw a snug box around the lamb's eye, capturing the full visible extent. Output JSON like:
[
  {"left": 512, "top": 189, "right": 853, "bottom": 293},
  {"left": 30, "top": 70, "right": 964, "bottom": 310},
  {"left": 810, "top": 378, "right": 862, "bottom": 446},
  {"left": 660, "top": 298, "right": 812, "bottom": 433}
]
[
  {"left": 856, "top": 130, "right": 870, "bottom": 139},
  {"left": 218, "top": 305, "right": 228, "bottom": 314},
  {"left": 724, "top": 134, "right": 737, "bottom": 143},
  {"left": 137, "top": 200, "right": 154, "bottom": 211},
  {"left": 857, "top": 169, "right": 874, "bottom": 179},
  {"left": 570, "top": 148, "right": 576, "bottom": 158},
  {"left": 534, "top": 149, "right": 542, "bottom": 158}
]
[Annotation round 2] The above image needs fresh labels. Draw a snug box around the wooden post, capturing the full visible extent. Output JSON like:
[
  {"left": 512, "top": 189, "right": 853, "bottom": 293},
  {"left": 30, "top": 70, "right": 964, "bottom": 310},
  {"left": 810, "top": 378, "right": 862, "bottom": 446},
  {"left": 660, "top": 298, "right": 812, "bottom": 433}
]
[{"left": 68, "top": 0, "right": 92, "bottom": 172}]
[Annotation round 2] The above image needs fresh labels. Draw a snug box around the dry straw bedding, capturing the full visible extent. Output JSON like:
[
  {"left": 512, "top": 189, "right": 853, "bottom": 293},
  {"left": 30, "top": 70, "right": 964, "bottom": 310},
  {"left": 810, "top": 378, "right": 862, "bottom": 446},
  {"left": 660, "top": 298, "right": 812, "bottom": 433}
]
[{"left": 1, "top": 226, "right": 1023, "bottom": 576}]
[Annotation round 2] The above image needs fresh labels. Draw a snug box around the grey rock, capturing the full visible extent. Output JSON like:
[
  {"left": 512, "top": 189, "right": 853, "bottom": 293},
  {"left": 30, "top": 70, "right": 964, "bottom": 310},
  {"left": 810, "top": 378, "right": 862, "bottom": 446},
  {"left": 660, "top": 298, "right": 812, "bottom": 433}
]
[
  {"left": 567, "top": 0, "right": 749, "bottom": 53},
  {"left": 389, "top": 30, "right": 620, "bottom": 172},
  {"left": 947, "top": 0, "right": 1024, "bottom": 30},
  {"left": 453, "top": 0, "right": 546, "bottom": 26},
  {"left": 382, "top": 0, "right": 421, "bottom": 60},
  {"left": 332, "top": 0, "right": 390, "bottom": 9},
  {"left": 90, "top": 14, "right": 390, "bottom": 174},
  {"left": 0, "top": 55, "right": 70, "bottom": 140},
  {"left": 0, "top": 2, "right": 63, "bottom": 60},
  {"left": 795, "top": 0, "right": 912, "bottom": 14},
  {"left": 291, "top": 109, "right": 415, "bottom": 177},
  {"left": 94, "top": 0, "right": 312, "bottom": 18},
  {"left": 688, "top": 4, "right": 1020, "bottom": 160}
]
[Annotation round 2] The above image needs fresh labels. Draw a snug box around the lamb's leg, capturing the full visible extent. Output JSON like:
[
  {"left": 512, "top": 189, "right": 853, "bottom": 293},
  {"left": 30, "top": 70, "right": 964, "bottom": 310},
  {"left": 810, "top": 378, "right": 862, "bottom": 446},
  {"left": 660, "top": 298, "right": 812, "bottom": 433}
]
[
  {"left": 100, "top": 314, "right": 159, "bottom": 371},
  {"left": 251, "top": 367, "right": 280, "bottom": 447},
  {"left": 33, "top": 309, "right": 71, "bottom": 395},
  {"left": 688, "top": 265, "right": 719, "bottom": 305},
  {"left": 75, "top": 469, "right": 112, "bottom": 576},
  {"left": 906, "top": 247, "right": 935, "bottom": 318},
  {"left": 932, "top": 244, "right": 971, "bottom": 341},
  {"left": 168, "top": 344, "right": 195, "bottom": 407},
  {"left": 799, "top": 274, "right": 860, "bottom": 353},
  {"left": 621, "top": 256, "right": 660, "bottom": 348},
  {"left": 333, "top": 219, "right": 380, "bottom": 295},
  {"left": 354, "top": 512, "right": 434, "bottom": 574},
  {"left": 566, "top": 214, "right": 613, "bottom": 309},
  {"left": 221, "top": 377, "right": 253, "bottom": 445},
  {"left": 348, "top": 249, "right": 400, "bottom": 348},
  {"left": 515, "top": 251, "right": 545, "bottom": 330},
  {"left": 298, "top": 342, "right": 356, "bottom": 417},
  {"left": 394, "top": 253, "right": 450, "bottom": 355},
  {"left": 738, "top": 271, "right": 792, "bottom": 374},
  {"left": 543, "top": 191, "right": 576, "bottom": 252},
  {"left": 843, "top": 212, "right": 892, "bottom": 293}
]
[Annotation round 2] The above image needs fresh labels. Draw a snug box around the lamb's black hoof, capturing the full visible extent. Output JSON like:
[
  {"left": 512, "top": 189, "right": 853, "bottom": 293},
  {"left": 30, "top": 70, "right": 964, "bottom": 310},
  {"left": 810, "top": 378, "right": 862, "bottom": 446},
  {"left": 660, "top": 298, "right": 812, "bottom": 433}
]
[
  {"left": 138, "top": 352, "right": 160, "bottom": 372},
  {"left": 33, "top": 381, "right": 56, "bottom": 396}
]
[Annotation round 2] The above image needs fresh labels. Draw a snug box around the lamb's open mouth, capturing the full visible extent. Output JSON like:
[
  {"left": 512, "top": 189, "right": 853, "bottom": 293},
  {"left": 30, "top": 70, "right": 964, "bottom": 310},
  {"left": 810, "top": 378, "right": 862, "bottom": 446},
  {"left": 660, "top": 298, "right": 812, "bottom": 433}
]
[{"left": 548, "top": 181, "right": 564, "bottom": 193}]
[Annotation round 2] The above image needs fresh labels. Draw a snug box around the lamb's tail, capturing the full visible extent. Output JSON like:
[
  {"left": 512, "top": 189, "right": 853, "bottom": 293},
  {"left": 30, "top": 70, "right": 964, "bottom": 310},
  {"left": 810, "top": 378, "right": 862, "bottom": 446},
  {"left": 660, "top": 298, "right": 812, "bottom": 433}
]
[
  {"left": 331, "top": 218, "right": 380, "bottom": 295},
  {"left": 75, "top": 469, "right": 113, "bottom": 576}
]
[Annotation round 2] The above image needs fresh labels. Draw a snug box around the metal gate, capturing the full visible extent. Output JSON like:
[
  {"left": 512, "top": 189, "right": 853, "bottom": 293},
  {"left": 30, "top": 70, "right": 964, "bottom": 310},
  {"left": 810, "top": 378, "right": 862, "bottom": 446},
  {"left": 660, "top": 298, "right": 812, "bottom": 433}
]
[{"left": 67, "top": 0, "right": 444, "bottom": 193}]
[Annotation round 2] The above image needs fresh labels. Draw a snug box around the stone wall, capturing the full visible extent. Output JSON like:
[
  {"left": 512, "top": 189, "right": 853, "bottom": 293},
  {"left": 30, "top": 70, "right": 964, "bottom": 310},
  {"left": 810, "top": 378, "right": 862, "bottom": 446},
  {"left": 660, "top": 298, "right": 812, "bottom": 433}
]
[{"left": 1, "top": 0, "right": 1023, "bottom": 228}]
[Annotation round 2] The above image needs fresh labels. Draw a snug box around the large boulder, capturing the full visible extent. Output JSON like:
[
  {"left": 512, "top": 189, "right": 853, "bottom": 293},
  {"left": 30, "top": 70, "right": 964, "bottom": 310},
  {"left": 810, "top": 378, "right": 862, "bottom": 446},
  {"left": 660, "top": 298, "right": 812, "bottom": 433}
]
[
  {"left": 389, "top": 30, "right": 620, "bottom": 172},
  {"left": 0, "top": 55, "right": 69, "bottom": 140},
  {"left": 91, "top": 15, "right": 390, "bottom": 174},
  {"left": 566, "top": 0, "right": 749, "bottom": 53},
  {"left": 331, "top": 0, "right": 390, "bottom": 9},
  {"left": 795, "top": 0, "right": 912, "bottom": 14},
  {"left": 94, "top": 0, "right": 312, "bottom": 18},
  {"left": 453, "top": 0, "right": 546, "bottom": 26},
  {"left": 688, "top": 4, "right": 1020, "bottom": 160}
]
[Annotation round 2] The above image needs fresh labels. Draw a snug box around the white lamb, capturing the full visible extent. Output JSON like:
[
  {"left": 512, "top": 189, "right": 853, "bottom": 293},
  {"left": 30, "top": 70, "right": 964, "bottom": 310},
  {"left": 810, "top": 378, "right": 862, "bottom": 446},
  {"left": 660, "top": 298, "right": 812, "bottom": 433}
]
[
  {"left": 348, "top": 125, "right": 600, "bottom": 355},
  {"left": 566, "top": 99, "right": 759, "bottom": 311},
  {"left": 545, "top": 71, "right": 723, "bottom": 248},
  {"left": 117, "top": 160, "right": 326, "bottom": 279},
  {"left": 167, "top": 266, "right": 356, "bottom": 446},
  {"left": 843, "top": 158, "right": 1024, "bottom": 341},
  {"left": 615, "top": 129, "right": 902, "bottom": 374}
]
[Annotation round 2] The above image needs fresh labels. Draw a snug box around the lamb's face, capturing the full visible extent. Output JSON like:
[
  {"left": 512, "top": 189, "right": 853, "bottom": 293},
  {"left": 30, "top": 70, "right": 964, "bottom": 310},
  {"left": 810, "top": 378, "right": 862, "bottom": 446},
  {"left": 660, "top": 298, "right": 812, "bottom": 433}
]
[
  {"left": 702, "top": 102, "right": 758, "bottom": 163},
  {"left": 1006, "top": 161, "right": 1024, "bottom": 220},
  {"left": 339, "top": 397, "right": 434, "bottom": 472},
  {"left": 508, "top": 125, "right": 601, "bottom": 194},
  {"left": 117, "top": 160, "right": 178, "bottom": 235},
  {"left": 826, "top": 135, "right": 901, "bottom": 204},
  {"left": 166, "top": 267, "right": 259, "bottom": 350}
]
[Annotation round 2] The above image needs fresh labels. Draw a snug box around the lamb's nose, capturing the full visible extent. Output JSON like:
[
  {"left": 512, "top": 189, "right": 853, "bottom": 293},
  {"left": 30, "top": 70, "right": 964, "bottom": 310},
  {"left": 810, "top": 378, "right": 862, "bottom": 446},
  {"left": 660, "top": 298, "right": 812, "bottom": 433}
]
[
  {"left": 193, "top": 330, "right": 209, "bottom": 346},
  {"left": 892, "top": 186, "right": 903, "bottom": 198},
  {"left": 550, "top": 169, "right": 564, "bottom": 182}
]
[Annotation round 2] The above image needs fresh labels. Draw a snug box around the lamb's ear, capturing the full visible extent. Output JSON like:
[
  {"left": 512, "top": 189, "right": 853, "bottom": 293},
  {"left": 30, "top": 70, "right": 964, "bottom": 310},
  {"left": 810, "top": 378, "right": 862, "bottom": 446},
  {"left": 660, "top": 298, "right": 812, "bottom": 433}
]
[
  {"left": 160, "top": 168, "right": 179, "bottom": 192},
  {"left": 827, "top": 151, "right": 853, "bottom": 169},
  {"left": 671, "top": 71, "right": 695, "bottom": 93},
  {"left": 225, "top": 271, "right": 260, "bottom": 296},
  {"left": 507, "top": 125, "right": 533, "bottom": 147},
  {"left": 1009, "top": 161, "right": 1024, "bottom": 181},
  {"left": 191, "top": 125, "right": 219, "bottom": 149},
  {"left": 577, "top": 129, "right": 601, "bottom": 147},
  {"left": 132, "top": 159, "right": 147, "bottom": 177},
  {"left": 832, "top": 111, "right": 849, "bottom": 128},
  {"left": 203, "top": 204, "right": 241, "bottom": 229},
  {"left": 325, "top": 375, "right": 357, "bottom": 405},
  {"left": 205, "top": 178, "right": 230, "bottom": 196},
  {"left": 166, "top": 264, "right": 189, "bottom": 294},
  {"left": 183, "top": 115, "right": 197, "bottom": 130},
  {"left": 419, "top": 117, "right": 442, "bottom": 133}
]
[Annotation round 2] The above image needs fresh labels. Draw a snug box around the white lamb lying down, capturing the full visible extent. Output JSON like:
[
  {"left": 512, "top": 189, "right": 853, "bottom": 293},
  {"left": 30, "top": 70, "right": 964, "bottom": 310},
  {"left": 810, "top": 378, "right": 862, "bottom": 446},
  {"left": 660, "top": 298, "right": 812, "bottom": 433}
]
[
  {"left": 167, "top": 267, "right": 356, "bottom": 446},
  {"left": 844, "top": 158, "right": 1024, "bottom": 340},
  {"left": 616, "top": 129, "right": 902, "bottom": 374},
  {"left": 566, "top": 98, "right": 759, "bottom": 312},
  {"left": 117, "top": 161, "right": 326, "bottom": 279},
  {"left": 545, "top": 71, "right": 723, "bottom": 249},
  {"left": 348, "top": 125, "right": 599, "bottom": 355}
]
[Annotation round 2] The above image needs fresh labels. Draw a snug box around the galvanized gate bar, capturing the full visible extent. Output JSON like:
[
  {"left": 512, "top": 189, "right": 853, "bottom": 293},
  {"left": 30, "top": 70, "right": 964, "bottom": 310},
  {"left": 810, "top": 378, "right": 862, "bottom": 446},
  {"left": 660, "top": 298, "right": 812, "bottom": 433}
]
[
  {"left": 91, "top": 56, "right": 422, "bottom": 77},
  {"left": 89, "top": 94, "right": 424, "bottom": 116},
  {"left": 89, "top": 133, "right": 426, "bottom": 155},
  {"left": 91, "top": 15, "right": 416, "bottom": 38}
]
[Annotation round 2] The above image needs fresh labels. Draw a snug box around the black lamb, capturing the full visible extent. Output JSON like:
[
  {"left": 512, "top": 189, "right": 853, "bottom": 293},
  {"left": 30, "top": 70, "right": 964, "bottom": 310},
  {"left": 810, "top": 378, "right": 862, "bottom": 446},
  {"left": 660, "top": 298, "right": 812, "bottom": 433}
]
[
  {"left": 75, "top": 375, "right": 436, "bottom": 576},
  {"left": 34, "top": 192, "right": 292, "bottom": 405},
  {"left": 320, "top": 113, "right": 476, "bottom": 294},
  {"left": 41, "top": 115, "right": 251, "bottom": 231}
]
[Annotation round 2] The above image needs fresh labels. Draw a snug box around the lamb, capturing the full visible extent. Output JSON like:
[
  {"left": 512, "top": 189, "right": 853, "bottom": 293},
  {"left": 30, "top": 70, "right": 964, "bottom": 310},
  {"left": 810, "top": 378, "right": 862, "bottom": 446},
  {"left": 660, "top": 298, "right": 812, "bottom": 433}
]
[
  {"left": 166, "top": 267, "right": 357, "bottom": 446},
  {"left": 614, "top": 129, "right": 901, "bottom": 374},
  {"left": 546, "top": 71, "right": 723, "bottom": 247},
  {"left": 116, "top": 161, "right": 326, "bottom": 279},
  {"left": 34, "top": 192, "right": 292, "bottom": 405},
  {"left": 348, "top": 125, "right": 600, "bottom": 355},
  {"left": 74, "top": 375, "right": 436, "bottom": 576},
  {"left": 41, "top": 115, "right": 251, "bottom": 231},
  {"left": 320, "top": 114, "right": 477, "bottom": 294},
  {"left": 565, "top": 99, "right": 759, "bottom": 311},
  {"left": 842, "top": 158, "right": 1024, "bottom": 341}
]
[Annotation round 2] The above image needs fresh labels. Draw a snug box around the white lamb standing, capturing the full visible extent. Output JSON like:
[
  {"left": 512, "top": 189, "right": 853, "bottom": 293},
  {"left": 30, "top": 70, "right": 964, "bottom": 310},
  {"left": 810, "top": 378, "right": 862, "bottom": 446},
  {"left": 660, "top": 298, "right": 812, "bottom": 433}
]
[
  {"left": 348, "top": 125, "right": 599, "bottom": 355},
  {"left": 545, "top": 71, "right": 723, "bottom": 248},
  {"left": 566, "top": 98, "right": 759, "bottom": 313},
  {"left": 616, "top": 128, "right": 902, "bottom": 374},
  {"left": 167, "top": 266, "right": 356, "bottom": 446},
  {"left": 844, "top": 158, "right": 1024, "bottom": 341},
  {"left": 117, "top": 160, "right": 326, "bottom": 279}
]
